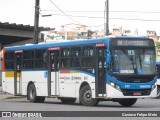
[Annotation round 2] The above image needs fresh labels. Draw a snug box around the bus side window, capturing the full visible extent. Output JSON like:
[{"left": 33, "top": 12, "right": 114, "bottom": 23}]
[
  {"left": 61, "top": 58, "right": 70, "bottom": 68},
  {"left": 82, "top": 46, "right": 94, "bottom": 68},
  {"left": 61, "top": 48, "right": 70, "bottom": 68},
  {"left": 35, "top": 49, "right": 47, "bottom": 69},
  {"left": 5, "top": 52, "right": 14, "bottom": 70},
  {"left": 23, "top": 50, "right": 34, "bottom": 69},
  {"left": 70, "top": 47, "right": 81, "bottom": 68}
]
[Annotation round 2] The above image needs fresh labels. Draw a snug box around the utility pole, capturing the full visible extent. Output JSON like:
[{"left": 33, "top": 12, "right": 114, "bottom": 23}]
[
  {"left": 105, "top": 0, "right": 109, "bottom": 36},
  {"left": 34, "top": 0, "right": 40, "bottom": 44}
]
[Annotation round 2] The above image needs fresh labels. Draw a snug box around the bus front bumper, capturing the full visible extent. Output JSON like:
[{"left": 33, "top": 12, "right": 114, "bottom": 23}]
[{"left": 106, "top": 84, "right": 157, "bottom": 99}]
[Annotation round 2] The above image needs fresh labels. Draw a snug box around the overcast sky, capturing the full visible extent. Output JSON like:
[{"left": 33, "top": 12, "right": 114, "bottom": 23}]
[{"left": 0, "top": 0, "right": 160, "bottom": 35}]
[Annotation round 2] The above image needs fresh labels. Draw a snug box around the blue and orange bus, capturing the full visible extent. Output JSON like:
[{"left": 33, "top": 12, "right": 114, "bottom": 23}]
[{"left": 2, "top": 36, "right": 157, "bottom": 106}]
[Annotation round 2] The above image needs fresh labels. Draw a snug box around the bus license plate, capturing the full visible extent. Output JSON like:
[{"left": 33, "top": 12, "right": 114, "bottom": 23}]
[{"left": 133, "top": 92, "right": 141, "bottom": 96}]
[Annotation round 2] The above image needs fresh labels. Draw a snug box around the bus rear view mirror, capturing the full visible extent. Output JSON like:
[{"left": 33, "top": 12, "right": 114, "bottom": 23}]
[{"left": 106, "top": 50, "right": 111, "bottom": 68}]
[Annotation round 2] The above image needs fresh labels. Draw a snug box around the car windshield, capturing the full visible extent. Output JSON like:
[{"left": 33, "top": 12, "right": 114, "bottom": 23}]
[{"left": 110, "top": 49, "right": 156, "bottom": 75}]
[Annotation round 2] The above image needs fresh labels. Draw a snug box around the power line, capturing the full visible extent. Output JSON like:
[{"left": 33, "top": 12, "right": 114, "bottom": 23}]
[
  {"left": 110, "top": 18, "right": 160, "bottom": 21},
  {"left": 42, "top": 13, "right": 104, "bottom": 27},
  {"left": 110, "top": 11, "right": 160, "bottom": 14},
  {"left": 42, "top": 13, "right": 160, "bottom": 22},
  {"left": 41, "top": 9, "right": 160, "bottom": 14},
  {"left": 49, "top": 0, "right": 83, "bottom": 25},
  {"left": 42, "top": 13, "right": 103, "bottom": 18}
]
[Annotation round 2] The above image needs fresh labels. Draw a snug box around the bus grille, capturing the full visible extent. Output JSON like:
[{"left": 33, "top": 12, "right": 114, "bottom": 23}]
[
  {"left": 121, "top": 89, "right": 151, "bottom": 96},
  {"left": 118, "top": 77, "right": 153, "bottom": 83}
]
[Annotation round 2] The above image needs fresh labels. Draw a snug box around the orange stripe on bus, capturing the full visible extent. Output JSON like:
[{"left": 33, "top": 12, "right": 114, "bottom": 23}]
[
  {"left": 60, "top": 70, "right": 80, "bottom": 74},
  {"left": 5, "top": 72, "right": 21, "bottom": 78},
  {"left": 70, "top": 71, "right": 79, "bottom": 74},
  {"left": 60, "top": 70, "right": 70, "bottom": 74},
  {"left": 5, "top": 72, "right": 14, "bottom": 77},
  {"left": 2, "top": 48, "right": 6, "bottom": 72}
]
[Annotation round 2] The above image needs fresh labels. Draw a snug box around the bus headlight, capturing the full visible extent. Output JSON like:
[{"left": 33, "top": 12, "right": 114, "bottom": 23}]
[
  {"left": 110, "top": 82, "right": 115, "bottom": 87},
  {"left": 110, "top": 82, "right": 121, "bottom": 91}
]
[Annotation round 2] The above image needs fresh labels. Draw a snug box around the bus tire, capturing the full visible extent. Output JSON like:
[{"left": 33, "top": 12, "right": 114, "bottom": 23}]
[
  {"left": 79, "top": 85, "right": 99, "bottom": 106},
  {"left": 36, "top": 96, "right": 45, "bottom": 103},
  {"left": 118, "top": 98, "right": 137, "bottom": 107},
  {"left": 157, "top": 86, "right": 160, "bottom": 98},
  {"left": 60, "top": 98, "right": 76, "bottom": 104},
  {"left": 28, "top": 84, "right": 45, "bottom": 103}
]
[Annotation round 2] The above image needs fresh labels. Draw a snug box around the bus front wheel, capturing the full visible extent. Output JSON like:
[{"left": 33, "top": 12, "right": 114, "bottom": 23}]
[
  {"left": 157, "top": 86, "right": 160, "bottom": 98},
  {"left": 118, "top": 98, "right": 137, "bottom": 107},
  {"left": 28, "top": 84, "right": 45, "bottom": 103},
  {"left": 79, "top": 85, "right": 99, "bottom": 106}
]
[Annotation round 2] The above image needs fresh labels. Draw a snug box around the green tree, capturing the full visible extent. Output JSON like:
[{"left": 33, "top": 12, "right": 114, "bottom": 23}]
[{"left": 156, "top": 42, "right": 160, "bottom": 49}]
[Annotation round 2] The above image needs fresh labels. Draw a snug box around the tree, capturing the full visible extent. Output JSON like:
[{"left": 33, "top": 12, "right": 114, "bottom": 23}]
[{"left": 156, "top": 42, "right": 160, "bottom": 49}]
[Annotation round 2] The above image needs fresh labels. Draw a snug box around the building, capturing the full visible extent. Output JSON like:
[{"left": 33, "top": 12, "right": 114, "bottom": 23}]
[
  {"left": 112, "top": 27, "right": 123, "bottom": 36},
  {"left": 146, "top": 30, "right": 159, "bottom": 43},
  {"left": 0, "top": 22, "right": 54, "bottom": 47},
  {"left": 123, "top": 29, "right": 139, "bottom": 36},
  {"left": 112, "top": 27, "right": 139, "bottom": 36},
  {"left": 58, "top": 23, "right": 88, "bottom": 39}
]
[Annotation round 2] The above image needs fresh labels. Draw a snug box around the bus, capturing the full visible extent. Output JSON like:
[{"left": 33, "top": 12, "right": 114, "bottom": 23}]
[{"left": 2, "top": 36, "right": 157, "bottom": 106}]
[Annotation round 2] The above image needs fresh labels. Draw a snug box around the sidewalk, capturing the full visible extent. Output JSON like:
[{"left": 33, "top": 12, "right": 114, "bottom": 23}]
[
  {"left": 0, "top": 93, "right": 15, "bottom": 99},
  {"left": 0, "top": 86, "right": 16, "bottom": 99}
]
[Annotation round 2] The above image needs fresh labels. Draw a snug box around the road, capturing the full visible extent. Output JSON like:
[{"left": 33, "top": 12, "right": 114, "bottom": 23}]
[
  {"left": 0, "top": 97, "right": 160, "bottom": 111},
  {"left": 0, "top": 94, "right": 160, "bottom": 120}
]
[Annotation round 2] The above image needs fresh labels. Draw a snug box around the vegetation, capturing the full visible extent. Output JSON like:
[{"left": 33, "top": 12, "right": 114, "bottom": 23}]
[{"left": 156, "top": 42, "right": 160, "bottom": 49}]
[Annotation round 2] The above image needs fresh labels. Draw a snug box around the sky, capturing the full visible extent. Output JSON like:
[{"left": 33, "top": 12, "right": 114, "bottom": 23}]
[{"left": 0, "top": 0, "right": 160, "bottom": 35}]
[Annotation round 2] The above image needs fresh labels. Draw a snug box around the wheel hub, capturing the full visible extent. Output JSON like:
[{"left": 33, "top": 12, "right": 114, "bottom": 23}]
[
  {"left": 84, "top": 90, "right": 92, "bottom": 102},
  {"left": 30, "top": 89, "right": 35, "bottom": 99}
]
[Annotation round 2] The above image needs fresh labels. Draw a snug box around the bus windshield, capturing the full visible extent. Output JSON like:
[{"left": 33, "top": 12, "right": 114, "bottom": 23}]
[{"left": 110, "top": 49, "right": 156, "bottom": 75}]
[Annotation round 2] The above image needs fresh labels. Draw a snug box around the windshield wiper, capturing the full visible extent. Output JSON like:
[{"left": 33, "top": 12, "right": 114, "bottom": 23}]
[
  {"left": 131, "top": 50, "right": 135, "bottom": 71},
  {"left": 139, "top": 54, "right": 142, "bottom": 69}
]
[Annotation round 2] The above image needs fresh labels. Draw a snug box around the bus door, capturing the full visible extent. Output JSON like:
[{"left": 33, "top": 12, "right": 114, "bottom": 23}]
[
  {"left": 95, "top": 43, "right": 106, "bottom": 97},
  {"left": 48, "top": 47, "right": 60, "bottom": 96},
  {"left": 14, "top": 50, "right": 23, "bottom": 95}
]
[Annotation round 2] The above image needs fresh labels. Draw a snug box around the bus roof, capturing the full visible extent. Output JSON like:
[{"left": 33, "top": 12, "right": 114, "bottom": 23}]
[
  {"left": 116, "top": 35, "right": 147, "bottom": 39},
  {"left": 5, "top": 37, "right": 109, "bottom": 51},
  {"left": 5, "top": 36, "right": 149, "bottom": 51}
]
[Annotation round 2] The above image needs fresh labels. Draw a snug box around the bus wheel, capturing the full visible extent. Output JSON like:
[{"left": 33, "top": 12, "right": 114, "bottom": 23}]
[
  {"left": 28, "top": 84, "right": 45, "bottom": 103},
  {"left": 79, "top": 85, "right": 99, "bottom": 106},
  {"left": 60, "top": 98, "right": 76, "bottom": 104},
  {"left": 118, "top": 98, "right": 137, "bottom": 107},
  {"left": 157, "top": 86, "right": 160, "bottom": 98}
]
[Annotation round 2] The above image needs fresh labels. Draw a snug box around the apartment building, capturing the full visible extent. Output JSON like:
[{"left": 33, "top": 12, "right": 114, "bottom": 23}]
[
  {"left": 59, "top": 23, "right": 88, "bottom": 39},
  {"left": 146, "top": 30, "right": 159, "bottom": 43}
]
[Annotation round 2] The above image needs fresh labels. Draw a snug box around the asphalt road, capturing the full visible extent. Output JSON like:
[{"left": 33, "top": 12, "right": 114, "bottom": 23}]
[
  {"left": 0, "top": 94, "right": 160, "bottom": 120},
  {"left": 0, "top": 97, "right": 160, "bottom": 111}
]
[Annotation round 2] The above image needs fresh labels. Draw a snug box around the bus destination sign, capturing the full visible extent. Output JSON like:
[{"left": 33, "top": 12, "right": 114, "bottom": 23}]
[{"left": 117, "top": 40, "right": 149, "bottom": 46}]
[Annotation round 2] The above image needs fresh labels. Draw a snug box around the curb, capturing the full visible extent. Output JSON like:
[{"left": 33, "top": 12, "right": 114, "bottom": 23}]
[{"left": 0, "top": 93, "right": 26, "bottom": 99}]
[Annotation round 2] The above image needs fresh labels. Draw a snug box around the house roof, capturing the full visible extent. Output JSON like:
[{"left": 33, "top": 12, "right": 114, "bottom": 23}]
[
  {"left": 0, "top": 22, "right": 54, "bottom": 31},
  {"left": 0, "top": 22, "right": 54, "bottom": 46}
]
